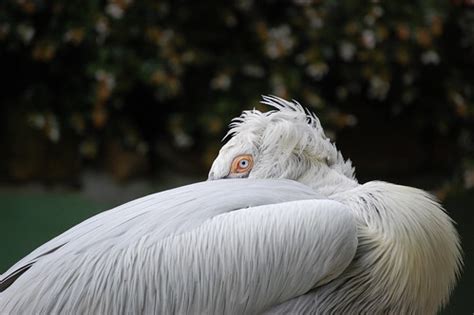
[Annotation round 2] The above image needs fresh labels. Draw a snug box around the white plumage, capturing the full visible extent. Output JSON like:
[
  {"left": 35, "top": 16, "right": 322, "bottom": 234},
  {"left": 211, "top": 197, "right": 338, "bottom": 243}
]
[{"left": 0, "top": 96, "right": 462, "bottom": 314}]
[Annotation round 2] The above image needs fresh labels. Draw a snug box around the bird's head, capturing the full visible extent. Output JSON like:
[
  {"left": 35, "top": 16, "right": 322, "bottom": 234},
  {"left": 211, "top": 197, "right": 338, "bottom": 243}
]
[{"left": 208, "top": 96, "right": 357, "bottom": 193}]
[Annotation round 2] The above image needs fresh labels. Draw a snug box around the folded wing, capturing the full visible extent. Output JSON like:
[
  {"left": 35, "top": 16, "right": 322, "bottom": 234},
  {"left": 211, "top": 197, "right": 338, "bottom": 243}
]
[{"left": 0, "top": 179, "right": 357, "bottom": 314}]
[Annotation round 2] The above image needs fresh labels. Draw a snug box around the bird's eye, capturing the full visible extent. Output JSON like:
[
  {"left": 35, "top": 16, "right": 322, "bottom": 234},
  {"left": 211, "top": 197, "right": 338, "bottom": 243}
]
[{"left": 230, "top": 154, "right": 254, "bottom": 175}]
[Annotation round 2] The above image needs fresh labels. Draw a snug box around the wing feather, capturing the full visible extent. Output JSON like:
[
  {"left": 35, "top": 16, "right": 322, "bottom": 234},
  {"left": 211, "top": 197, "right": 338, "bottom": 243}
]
[
  {"left": 1, "top": 179, "right": 318, "bottom": 287},
  {"left": 1, "top": 198, "right": 357, "bottom": 314}
]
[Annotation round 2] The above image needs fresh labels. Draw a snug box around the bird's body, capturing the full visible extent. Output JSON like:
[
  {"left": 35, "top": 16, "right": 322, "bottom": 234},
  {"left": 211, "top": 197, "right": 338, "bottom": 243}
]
[
  {"left": 0, "top": 96, "right": 462, "bottom": 314},
  {"left": 1, "top": 179, "right": 357, "bottom": 314}
]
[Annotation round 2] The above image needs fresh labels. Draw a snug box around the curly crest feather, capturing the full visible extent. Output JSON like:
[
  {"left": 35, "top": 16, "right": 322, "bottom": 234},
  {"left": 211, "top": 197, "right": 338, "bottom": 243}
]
[{"left": 226, "top": 95, "right": 355, "bottom": 179}]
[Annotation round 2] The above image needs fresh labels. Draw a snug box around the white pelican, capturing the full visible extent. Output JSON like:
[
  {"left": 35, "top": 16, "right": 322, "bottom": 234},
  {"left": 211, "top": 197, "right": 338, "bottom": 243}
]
[{"left": 0, "top": 96, "right": 461, "bottom": 314}]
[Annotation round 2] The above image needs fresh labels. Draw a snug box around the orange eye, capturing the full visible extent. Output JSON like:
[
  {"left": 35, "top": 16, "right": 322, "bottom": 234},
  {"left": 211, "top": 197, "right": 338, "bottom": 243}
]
[{"left": 230, "top": 154, "right": 254, "bottom": 174}]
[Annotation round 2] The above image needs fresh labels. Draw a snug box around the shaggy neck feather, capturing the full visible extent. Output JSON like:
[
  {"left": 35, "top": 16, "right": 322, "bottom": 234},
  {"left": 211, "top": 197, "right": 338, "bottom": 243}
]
[
  {"left": 322, "top": 182, "right": 461, "bottom": 314},
  {"left": 295, "top": 164, "right": 358, "bottom": 197}
]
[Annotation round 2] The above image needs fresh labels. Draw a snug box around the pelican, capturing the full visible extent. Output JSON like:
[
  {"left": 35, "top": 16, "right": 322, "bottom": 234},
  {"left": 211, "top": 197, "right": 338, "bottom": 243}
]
[{"left": 0, "top": 96, "right": 461, "bottom": 314}]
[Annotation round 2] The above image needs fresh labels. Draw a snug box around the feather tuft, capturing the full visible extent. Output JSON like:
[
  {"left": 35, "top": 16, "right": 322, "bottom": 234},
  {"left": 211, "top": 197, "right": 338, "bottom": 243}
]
[{"left": 226, "top": 95, "right": 355, "bottom": 179}]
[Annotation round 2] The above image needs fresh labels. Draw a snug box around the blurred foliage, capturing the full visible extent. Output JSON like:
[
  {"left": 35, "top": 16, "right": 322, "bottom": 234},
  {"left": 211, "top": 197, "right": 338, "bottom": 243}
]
[{"left": 0, "top": 0, "right": 473, "bottom": 186}]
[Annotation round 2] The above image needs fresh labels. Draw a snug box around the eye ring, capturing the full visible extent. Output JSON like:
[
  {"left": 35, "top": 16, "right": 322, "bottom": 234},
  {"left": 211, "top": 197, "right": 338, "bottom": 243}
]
[{"left": 230, "top": 154, "right": 254, "bottom": 175}]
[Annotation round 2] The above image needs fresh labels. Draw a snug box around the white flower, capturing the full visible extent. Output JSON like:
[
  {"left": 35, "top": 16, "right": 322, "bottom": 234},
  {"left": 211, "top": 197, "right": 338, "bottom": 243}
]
[
  {"left": 339, "top": 41, "right": 356, "bottom": 61},
  {"left": 361, "top": 30, "right": 376, "bottom": 49},
  {"left": 265, "top": 25, "right": 295, "bottom": 59},
  {"left": 159, "top": 29, "right": 174, "bottom": 47},
  {"left": 368, "top": 76, "right": 390, "bottom": 100},
  {"left": 373, "top": 6, "right": 384, "bottom": 18},
  {"left": 174, "top": 131, "right": 193, "bottom": 148},
  {"left": 95, "top": 19, "right": 109, "bottom": 35},
  {"left": 306, "top": 62, "right": 329, "bottom": 80},
  {"left": 305, "top": 9, "right": 323, "bottom": 29},
  {"left": 46, "top": 115, "right": 60, "bottom": 143},
  {"left": 421, "top": 50, "right": 440, "bottom": 65},
  {"left": 464, "top": 167, "right": 474, "bottom": 189},
  {"left": 95, "top": 70, "right": 116, "bottom": 89},
  {"left": 17, "top": 24, "right": 35, "bottom": 43},
  {"left": 210, "top": 73, "right": 232, "bottom": 90},
  {"left": 310, "top": 16, "right": 323, "bottom": 29},
  {"left": 105, "top": 3, "right": 124, "bottom": 19}
]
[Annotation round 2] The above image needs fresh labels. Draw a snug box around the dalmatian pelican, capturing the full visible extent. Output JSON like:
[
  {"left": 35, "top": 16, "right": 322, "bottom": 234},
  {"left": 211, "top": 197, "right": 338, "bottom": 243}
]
[{"left": 0, "top": 96, "right": 461, "bottom": 314}]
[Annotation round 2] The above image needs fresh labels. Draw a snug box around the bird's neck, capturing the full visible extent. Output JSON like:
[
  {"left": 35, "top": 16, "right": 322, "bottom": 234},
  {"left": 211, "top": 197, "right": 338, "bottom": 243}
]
[
  {"left": 321, "top": 181, "right": 461, "bottom": 314},
  {"left": 297, "top": 165, "right": 358, "bottom": 197}
]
